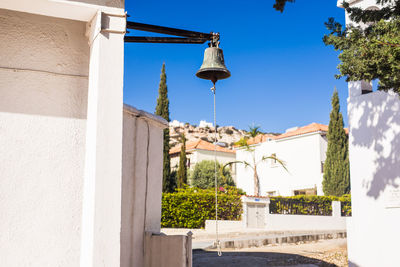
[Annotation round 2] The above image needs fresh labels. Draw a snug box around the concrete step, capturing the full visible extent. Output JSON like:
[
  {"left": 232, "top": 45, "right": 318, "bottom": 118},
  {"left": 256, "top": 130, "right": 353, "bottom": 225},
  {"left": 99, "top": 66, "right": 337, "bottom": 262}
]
[{"left": 193, "top": 230, "right": 347, "bottom": 250}]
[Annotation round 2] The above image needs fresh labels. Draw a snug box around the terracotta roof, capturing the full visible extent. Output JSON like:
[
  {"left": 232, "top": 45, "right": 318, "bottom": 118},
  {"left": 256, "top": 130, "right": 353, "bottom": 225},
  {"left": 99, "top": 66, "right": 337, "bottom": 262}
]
[
  {"left": 169, "top": 139, "right": 235, "bottom": 155},
  {"left": 246, "top": 134, "right": 277, "bottom": 145},
  {"left": 274, "top": 123, "right": 329, "bottom": 140},
  {"left": 236, "top": 123, "right": 348, "bottom": 147},
  {"left": 277, "top": 123, "right": 348, "bottom": 140}
]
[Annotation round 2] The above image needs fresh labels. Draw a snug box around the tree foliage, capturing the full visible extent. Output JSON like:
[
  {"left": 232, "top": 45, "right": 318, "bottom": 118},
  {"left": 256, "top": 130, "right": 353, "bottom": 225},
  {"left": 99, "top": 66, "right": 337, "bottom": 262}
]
[
  {"left": 273, "top": 0, "right": 295, "bottom": 12},
  {"left": 323, "top": 1, "right": 400, "bottom": 93},
  {"left": 191, "top": 160, "right": 235, "bottom": 189},
  {"left": 155, "top": 63, "right": 175, "bottom": 192},
  {"left": 275, "top": 0, "right": 400, "bottom": 93},
  {"left": 323, "top": 90, "right": 350, "bottom": 196},
  {"left": 177, "top": 134, "right": 187, "bottom": 188}
]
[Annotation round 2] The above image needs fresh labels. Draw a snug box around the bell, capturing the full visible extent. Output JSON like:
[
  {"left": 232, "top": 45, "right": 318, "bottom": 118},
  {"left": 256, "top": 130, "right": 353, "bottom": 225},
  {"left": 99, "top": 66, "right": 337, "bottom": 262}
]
[{"left": 196, "top": 46, "right": 230, "bottom": 84}]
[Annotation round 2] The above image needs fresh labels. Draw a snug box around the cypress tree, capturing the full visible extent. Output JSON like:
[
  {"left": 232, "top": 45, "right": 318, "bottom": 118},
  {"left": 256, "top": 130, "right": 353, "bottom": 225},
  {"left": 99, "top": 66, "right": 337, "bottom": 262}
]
[
  {"left": 323, "top": 89, "right": 350, "bottom": 196},
  {"left": 177, "top": 134, "right": 187, "bottom": 188},
  {"left": 155, "top": 63, "right": 175, "bottom": 192}
]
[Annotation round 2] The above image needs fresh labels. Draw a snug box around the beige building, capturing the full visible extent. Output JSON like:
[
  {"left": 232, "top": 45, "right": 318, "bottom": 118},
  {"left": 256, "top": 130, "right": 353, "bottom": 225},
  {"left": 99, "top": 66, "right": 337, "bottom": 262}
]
[{"left": 170, "top": 139, "right": 236, "bottom": 180}]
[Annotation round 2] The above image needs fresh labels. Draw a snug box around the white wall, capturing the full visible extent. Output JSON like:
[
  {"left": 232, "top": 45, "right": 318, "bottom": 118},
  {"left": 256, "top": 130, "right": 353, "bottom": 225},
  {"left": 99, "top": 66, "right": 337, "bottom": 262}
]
[
  {"left": 0, "top": 4, "right": 175, "bottom": 267},
  {"left": 195, "top": 149, "right": 236, "bottom": 166},
  {"left": 205, "top": 220, "right": 243, "bottom": 233},
  {"left": 264, "top": 201, "right": 346, "bottom": 232},
  {"left": 0, "top": 9, "right": 89, "bottom": 267},
  {"left": 207, "top": 200, "right": 346, "bottom": 232},
  {"left": 236, "top": 133, "right": 325, "bottom": 196},
  {"left": 121, "top": 105, "right": 167, "bottom": 267},
  {"left": 341, "top": 1, "right": 400, "bottom": 266},
  {"left": 347, "top": 89, "right": 400, "bottom": 267}
]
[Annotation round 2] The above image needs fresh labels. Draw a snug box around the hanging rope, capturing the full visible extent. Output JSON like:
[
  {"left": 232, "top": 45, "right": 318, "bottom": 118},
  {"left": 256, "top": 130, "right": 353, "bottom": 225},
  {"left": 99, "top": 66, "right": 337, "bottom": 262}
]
[{"left": 211, "top": 82, "right": 222, "bottom": 257}]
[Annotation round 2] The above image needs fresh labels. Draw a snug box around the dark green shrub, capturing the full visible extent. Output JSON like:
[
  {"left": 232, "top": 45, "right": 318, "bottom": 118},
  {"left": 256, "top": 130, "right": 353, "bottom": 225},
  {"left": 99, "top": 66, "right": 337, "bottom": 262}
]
[
  {"left": 161, "top": 187, "right": 243, "bottom": 228},
  {"left": 269, "top": 195, "right": 352, "bottom": 216},
  {"left": 339, "top": 194, "right": 352, "bottom": 216}
]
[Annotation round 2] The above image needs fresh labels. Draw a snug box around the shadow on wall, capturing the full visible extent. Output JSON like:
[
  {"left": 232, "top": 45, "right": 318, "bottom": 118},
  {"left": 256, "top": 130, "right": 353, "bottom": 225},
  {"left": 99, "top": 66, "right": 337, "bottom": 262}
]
[
  {"left": 349, "top": 261, "right": 361, "bottom": 267},
  {"left": 193, "top": 250, "right": 340, "bottom": 267},
  {"left": 350, "top": 91, "right": 400, "bottom": 199}
]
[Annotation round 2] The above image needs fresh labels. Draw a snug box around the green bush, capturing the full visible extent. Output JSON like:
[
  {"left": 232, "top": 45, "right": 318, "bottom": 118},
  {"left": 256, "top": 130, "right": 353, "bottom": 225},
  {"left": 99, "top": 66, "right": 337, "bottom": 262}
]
[
  {"left": 190, "top": 160, "right": 235, "bottom": 189},
  {"left": 339, "top": 194, "right": 352, "bottom": 216},
  {"left": 269, "top": 195, "right": 352, "bottom": 216},
  {"left": 161, "top": 186, "right": 243, "bottom": 228}
]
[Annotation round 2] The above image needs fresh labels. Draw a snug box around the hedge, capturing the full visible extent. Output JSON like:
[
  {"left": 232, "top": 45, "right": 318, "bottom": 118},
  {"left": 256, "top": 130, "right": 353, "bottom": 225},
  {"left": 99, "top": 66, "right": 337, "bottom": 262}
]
[
  {"left": 161, "top": 186, "right": 243, "bottom": 228},
  {"left": 269, "top": 194, "right": 352, "bottom": 216}
]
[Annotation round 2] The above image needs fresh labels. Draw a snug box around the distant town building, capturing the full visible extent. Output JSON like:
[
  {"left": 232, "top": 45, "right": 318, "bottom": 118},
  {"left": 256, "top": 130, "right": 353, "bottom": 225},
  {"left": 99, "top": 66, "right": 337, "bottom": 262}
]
[
  {"left": 199, "top": 120, "right": 213, "bottom": 128},
  {"left": 169, "top": 119, "right": 184, "bottom": 127},
  {"left": 170, "top": 139, "right": 236, "bottom": 180}
]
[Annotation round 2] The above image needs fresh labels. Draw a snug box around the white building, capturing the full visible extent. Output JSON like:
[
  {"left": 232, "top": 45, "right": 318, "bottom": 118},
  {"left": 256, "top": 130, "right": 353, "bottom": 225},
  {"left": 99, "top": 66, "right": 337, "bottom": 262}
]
[
  {"left": 236, "top": 123, "right": 334, "bottom": 196},
  {"left": 0, "top": 1, "right": 190, "bottom": 267},
  {"left": 338, "top": 1, "right": 400, "bottom": 267},
  {"left": 170, "top": 139, "right": 236, "bottom": 180},
  {"left": 169, "top": 119, "right": 185, "bottom": 127},
  {"left": 199, "top": 120, "right": 213, "bottom": 128}
]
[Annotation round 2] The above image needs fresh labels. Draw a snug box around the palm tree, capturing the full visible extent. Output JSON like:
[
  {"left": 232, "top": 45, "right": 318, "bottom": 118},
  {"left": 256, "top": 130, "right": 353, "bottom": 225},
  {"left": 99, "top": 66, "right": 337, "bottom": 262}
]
[{"left": 222, "top": 126, "right": 287, "bottom": 196}]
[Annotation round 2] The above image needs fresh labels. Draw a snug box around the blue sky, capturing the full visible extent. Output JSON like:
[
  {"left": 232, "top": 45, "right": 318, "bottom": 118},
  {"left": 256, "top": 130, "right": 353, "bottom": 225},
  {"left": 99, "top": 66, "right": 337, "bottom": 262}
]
[{"left": 124, "top": 0, "right": 348, "bottom": 133}]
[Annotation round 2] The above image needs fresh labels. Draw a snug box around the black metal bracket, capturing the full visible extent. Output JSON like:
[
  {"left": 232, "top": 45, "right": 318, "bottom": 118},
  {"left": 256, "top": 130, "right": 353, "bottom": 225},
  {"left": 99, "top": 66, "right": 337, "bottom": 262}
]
[{"left": 125, "top": 21, "right": 219, "bottom": 45}]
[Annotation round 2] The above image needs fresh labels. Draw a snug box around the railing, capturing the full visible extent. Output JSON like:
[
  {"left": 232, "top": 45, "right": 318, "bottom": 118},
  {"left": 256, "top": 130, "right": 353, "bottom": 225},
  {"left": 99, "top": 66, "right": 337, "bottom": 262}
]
[
  {"left": 269, "top": 198, "right": 332, "bottom": 216},
  {"left": 341, "top": 200, "right": 352, "bottom": 216}
]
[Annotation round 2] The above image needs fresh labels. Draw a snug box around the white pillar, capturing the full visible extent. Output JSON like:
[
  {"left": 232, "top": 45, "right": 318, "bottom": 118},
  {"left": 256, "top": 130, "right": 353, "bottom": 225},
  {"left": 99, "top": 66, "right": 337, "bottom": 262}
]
[
  {"left": 332, "top": 201, "right": 341, "bottom": 218},
  {"left": 80, "top": 10, "right": 126, "bottom": 267}
]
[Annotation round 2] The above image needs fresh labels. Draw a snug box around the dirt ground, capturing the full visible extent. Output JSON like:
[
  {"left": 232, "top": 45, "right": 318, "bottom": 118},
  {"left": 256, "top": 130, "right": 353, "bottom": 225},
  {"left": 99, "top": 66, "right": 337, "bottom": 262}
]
[{"left": 193, "top": 238, "right": 348, "bottom": 267}]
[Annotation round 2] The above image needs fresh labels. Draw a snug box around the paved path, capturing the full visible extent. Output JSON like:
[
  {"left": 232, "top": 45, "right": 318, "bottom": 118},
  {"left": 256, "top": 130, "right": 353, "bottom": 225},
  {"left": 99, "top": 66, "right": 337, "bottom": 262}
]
[{"left": 193, "top": 238, "right": 348, "bottom": 267}]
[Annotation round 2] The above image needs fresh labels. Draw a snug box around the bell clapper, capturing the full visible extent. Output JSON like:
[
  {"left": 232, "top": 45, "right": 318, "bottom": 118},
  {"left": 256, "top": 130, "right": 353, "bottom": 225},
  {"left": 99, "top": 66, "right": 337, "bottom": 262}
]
[{"left": 211, "top": 82, "right": 216, "bottom": 94}]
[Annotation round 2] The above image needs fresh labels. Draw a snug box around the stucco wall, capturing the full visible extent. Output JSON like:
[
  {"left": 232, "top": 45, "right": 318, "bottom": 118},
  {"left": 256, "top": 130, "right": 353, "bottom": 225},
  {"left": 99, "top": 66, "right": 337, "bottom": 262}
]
[
  {"left": 207, "top": 201, "right": 346, "bottom": 232},
  {"left": 236, "top": 133, "right": 325, "bottom": 196},
  {"left": 264, "top": 204, "right": 346, "bottom": 232},
  {"left": 0, "top": 9, "right": 89, "bottom": 267},
  {"left": 347, "top": 89, "right": 400, "bottom": 267},
  {"left": 121, "top": 106, "right": 166, "bottom": 267},
  {"left": 205, "top": 220, "right": 244, "bottom": 233},
  {"left": 195, "top": 149, "right": 236, "bottom": 165},
  {"left": 341, "top": 1, "right": 400, "bottom": 266}
]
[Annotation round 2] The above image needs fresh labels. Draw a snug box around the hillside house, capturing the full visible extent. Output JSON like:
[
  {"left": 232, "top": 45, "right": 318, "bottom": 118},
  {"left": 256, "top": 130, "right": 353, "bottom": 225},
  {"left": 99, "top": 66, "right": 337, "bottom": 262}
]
[
  {"left": 236, "top": 123, "right": 336, "bottom": 196},
  {"left": 170, "top": 139, "right": 236, "bottom": 181}
]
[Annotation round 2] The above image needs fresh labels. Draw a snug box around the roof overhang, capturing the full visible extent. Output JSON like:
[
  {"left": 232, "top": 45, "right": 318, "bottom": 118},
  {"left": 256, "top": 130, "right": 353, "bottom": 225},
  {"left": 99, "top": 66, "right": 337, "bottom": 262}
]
[
  {"left": 124, "top": 104, "right": 168, "bottom": 129},
  {"left": 0, "top": 0, "right": 124, "bottom": 22},
  {"left": 337, "top": 0, "right": 362, "bottom": 8}
]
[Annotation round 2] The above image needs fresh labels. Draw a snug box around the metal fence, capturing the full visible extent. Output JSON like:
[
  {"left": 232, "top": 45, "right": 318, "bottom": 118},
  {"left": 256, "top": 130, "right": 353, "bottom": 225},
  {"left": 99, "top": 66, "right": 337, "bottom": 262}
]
[
  {"left": 341, "top": 200, "right": 352, "bottom": 216},
  {"left": 269, "top": 198, "right": 332, "bottom": 216}
]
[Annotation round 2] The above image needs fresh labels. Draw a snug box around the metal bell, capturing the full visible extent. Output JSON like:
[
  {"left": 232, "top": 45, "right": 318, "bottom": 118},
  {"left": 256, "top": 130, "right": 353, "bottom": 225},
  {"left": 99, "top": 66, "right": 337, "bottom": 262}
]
[{"left": 196, "top": 46, "right": 230, "bottom": 84}]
